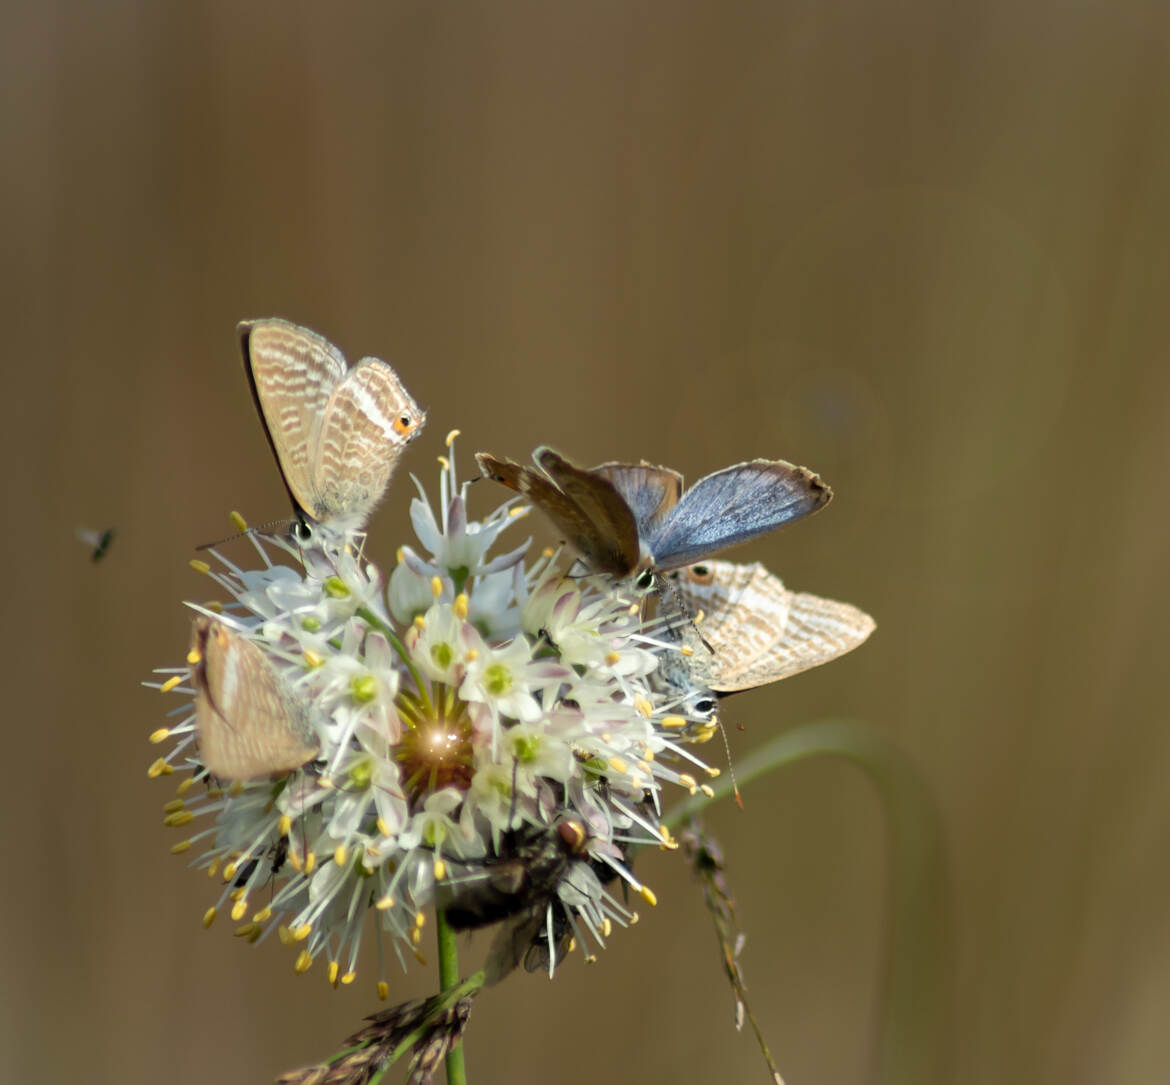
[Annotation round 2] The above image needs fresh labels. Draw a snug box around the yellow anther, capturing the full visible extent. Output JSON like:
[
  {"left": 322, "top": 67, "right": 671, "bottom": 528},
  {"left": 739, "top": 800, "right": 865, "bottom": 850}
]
[
  {"left": 185, "top": 646, "right": 202, "bottom": 665},
  {"left": 149, "top": 728, "right": 171, "bottom": 744},
  {"left": 377, "top": 980, "right": 390, "bottom": 1000},
  {"left": 189, "top": 559, "right": 211, "bottom": 575},
  {"left": 465, "top": 648, "right": 478, "bottom": 662},
  {"left": 627, "top": 603, "right": 640, "bottom": 617},
  {"left": 317, "top": 776, "right": 335, "bottom": 790},
  {"left": 170, "top": 840, "right": 192, "bottom": 854},
  {"left": 412, "top": 949, "right": 427, "bottom": 965},
  {"left": 177, "top": 777, "right": 196, "bottom": 796},
  {"left": 229, "top": 887, "right": 245, "bottom": 902},
  {"left": 415, "top": 912, "right": 426, "bottom": 928},
  {"left": 636, "top": 760, "right": 652, "bottom": 775},
  {"left": 303, "top": 852, "right": 317, "bottom": 875},
  {"left": 445, "top": 428, "right": 461, "bottom": 447},
  {"left": 278, "top": 925, "right": 295, "bottom": 946},
  {"left": 542, "top": 547, "right": 555, "bottom": 558},
  {"left": 695, "top": 609, "right": 706, "bottom": 624},
  {"left": 286, "top": 850, "right": 303, "bottom": 873},
  {"left": 410, "top": 928, "right": 422, "bottom": 946},
  {"left": 677, "top": 773, "right": 697, "bottom": 790},
  {"left": 334, "top": 845, "right": 348, "bottom": 867},
  {"left": 396, "top": 547, "right": 405, "bottom": 564},
  {"left": 204, "top": 600, "right": 223, "bottom": 614},
  {"left": 202, "top": 907, "right": 217, "bottom": 928},
  {"left": 376, "top": 818, "right": 392, "bottom": 837},
  {"left": 223, "top": 860, "right": 239, "bottom": 881},
  {"left": 705, "top": 766, "right": 721, "bottom": 778},
  {"left": 294, "top": 924, "right": 313, "bottom": 942},
  {"left": 413, "top": 615, "right": 426, "bottom": 630},
  {"left": 453, "top": 593, "right": 469, "bottom": 619},
  {"left": 146, "top": 757, "right": 170, "bottom": 778},
  {"left": 375, "top": 894, "right": 395, "bottom": 911},
  {"left": 231, "top": 899, "right": 248, "bottom": 921},
  {"left": 660, "top": 715, "right": 686, "bottom": 730},
  {"left": 328, "top": 961, "right": 340, "bottom": 986},
  {"left": 605, "top": 651, "right": 621, "bottom": 665},
  {"left": 234, "top": 923, "right": 259, "bottom": 939},
  {"left": 433, "top": 859, "right": 447, "bottom": 881},
  {"left": 601, "top": 918, "right": 613, "bottom": 937},
  {"left": 303, "top": 649, "right": 324, "bottom": 668},
  {"left": 230, "top": 510, "right": 248, "bottom": 532},
  {"left": 567, "top": 936, "right": 577, "bottom": 953},
  {"left": 163, "top": 811, "right": 194, "bottom": 827},
  {"left": 253, "top": 907, "right": 272, "bottom": 923},
  {"left": 278, "top": 815, "right": 292, "bottom": 836},
  {"left": 691, "top": 725, "right": 717, "bottom": 744},
  {"left": 641, "top": 747, "right": 655, "bottom": 762},
  {"left": 680, "top": 645, "right": 694, "bottom": 657},
  {"left": 608, "top": 756, "right": 628, "bottom": 775},
  {"left": 430, "top": 575, "right": 443, "bottom": 598},
  {"left": 294, "top": 950, "right": 313, "bottom": 974},
  {"left": 584, "top": 953, "right": 598, "bottom": 965},
  {"left": 700, "top": 784, "right": 715, "bottom": 798},
  {"left": 509, "top": 506, "right": 529, "bottom": 518},
  {"left": 207, "top": 861, "right": 219, "bottom": 878},
  {"left": 341, "top": 971, "right": 356, "bottom": 985},
  {"left": 639, "top": 886, "right": 658, "bottom": 907},
  {"left": 159, "top": 675, "right": 183, "bottom": 694},
  {"left": 228, "top": 781, "right": 244, "bottom": 797},
  {"left": 162, "top": 799, "right": 186, "bottom": 814},
  {"left": 634, "top": 697, "right": 653, "bottom": 718}
]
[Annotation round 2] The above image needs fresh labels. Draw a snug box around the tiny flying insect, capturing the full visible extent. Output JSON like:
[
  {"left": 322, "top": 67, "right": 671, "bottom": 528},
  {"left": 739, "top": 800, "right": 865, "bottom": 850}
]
[
  {"left": 239, "top": 318, "right": 426, "bottom": 544},
  {"left": 666, "top": 559, "right": 876, "bottom": 692},
  {"left": 475, "top": 447, "right": 830, "bottom": 586},
  {"left": 189, "top": 617, "right": 320, "bottom": 782},
  {"left": 77, "top": 527, "right": 115, "bottom": 562}
]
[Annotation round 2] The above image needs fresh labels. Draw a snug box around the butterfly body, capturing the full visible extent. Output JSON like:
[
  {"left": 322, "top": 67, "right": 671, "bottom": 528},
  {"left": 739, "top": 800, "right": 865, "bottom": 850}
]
[{"left": 239, "top": 318, "right": 425, "bottom": 541}]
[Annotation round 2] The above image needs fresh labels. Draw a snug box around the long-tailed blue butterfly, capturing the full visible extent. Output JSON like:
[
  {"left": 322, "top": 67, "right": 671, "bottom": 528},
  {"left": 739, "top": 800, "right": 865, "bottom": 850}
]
[
  {"left": 239, "top": 318, "right": 426, "bottom": 543},
  {"left": 189, "top": 617, "right": 319, "bottom": 782},
  {"left": 475, "top": 447, "right": 830, "bottom": 584}
]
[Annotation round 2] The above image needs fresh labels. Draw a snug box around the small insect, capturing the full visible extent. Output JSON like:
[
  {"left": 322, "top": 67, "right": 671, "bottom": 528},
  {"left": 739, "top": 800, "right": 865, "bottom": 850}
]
[
  {"left": 441, "top": 817, "right": 591, "bottom": 932},
  {"left": 77, "top": 527, "right": 115, "bottom": 562},
  {"left": 475, "top": 447, "right": 830, "bottom": 585},
  {"left": 666, "top": 560, "right": 876, "bottom": 692},
  {"left": 239, "top": 318, "right": 426, "bottom": 543},
  {"left": 188, "top": 617, "right": 320, "bottom": 782}
]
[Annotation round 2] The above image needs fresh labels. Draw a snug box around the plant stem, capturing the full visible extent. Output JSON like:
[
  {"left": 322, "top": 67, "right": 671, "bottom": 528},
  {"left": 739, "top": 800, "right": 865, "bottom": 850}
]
[
  {"left": 435, "top": 907, "right": 468, "bottom": 1085},
  {"left": 663, "top": 718, "right": 954, "bottom": 1085}
]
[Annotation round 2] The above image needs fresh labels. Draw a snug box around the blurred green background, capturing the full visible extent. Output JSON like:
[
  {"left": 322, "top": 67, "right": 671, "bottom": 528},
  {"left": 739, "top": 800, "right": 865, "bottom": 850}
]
[{"left": 4, "top": 2, "right": 1168, "bottom": 1083}]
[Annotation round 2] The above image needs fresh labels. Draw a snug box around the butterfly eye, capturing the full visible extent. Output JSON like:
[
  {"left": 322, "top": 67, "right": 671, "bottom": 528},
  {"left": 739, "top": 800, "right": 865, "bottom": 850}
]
[
  {"left": 634, "top": 569, "right": 656, "bottom": 593},
  {"left": 691, "top": 696, "right": 717, "bottom": 717},
  {"left": 291, "top": 519, "right": 315, "bottom": 546},
  {"left": 393, "top": 414, "right": 416, "bottom": 436}
]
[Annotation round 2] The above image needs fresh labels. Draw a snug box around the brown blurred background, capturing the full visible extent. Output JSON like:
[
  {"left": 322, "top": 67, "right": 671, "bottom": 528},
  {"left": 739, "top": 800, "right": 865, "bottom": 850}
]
[{"left": 3, "top": 2, "right": 1168, "bottom": 1083}]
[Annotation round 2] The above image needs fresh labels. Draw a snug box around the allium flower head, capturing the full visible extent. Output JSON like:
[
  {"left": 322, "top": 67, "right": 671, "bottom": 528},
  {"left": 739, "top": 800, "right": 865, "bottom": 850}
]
[{"left": 148, "top": 435, "right": 719, "bottom": 992}]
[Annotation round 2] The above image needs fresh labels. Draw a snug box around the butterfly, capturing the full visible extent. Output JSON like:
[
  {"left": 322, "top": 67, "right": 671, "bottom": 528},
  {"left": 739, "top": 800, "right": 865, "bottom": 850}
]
[
  {"left": 189, "top": 617, "right": 319, "bottom": 782},
  {"left": 475, "top": 447, "right": 831, "bottom": 585},
  {"left": 664, "top": 559, "right": 875, "bottom": 692},
  {"left": 239, "top": 318, "right": 426, "bottom": 542}
]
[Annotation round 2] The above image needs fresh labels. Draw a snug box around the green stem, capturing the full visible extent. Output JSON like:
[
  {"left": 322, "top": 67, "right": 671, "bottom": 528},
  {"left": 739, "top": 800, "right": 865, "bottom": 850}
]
[
  {"left": 663, "top": 719, "right": 954, "bottom": 1085},
  {"left": 357, "top": 605, "right": 433, "bottom": 714},
  {"left": 435, "top": 908, "right": 468, "bottom": 1085}
]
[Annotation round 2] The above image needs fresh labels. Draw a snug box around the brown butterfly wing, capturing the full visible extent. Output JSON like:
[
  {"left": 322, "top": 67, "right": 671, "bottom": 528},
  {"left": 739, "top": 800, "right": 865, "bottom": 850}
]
[
  {"left": 190, "top": 618, "right": 319, "bottom": 781},
  {"left": 591, "top": 461, "right": 684, "bottom": 539}
]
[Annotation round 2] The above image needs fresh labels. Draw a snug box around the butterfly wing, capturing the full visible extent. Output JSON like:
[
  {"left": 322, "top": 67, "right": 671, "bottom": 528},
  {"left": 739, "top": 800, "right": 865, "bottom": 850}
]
[
  {"left": 533, "top": 449, "right": 644, "bottom": 577},
  {"left": 239, "top": 318, "right": 348, "bottom": 523},
  {"left": 314, "top": 357, "right": 426, "bottom": 534},
  {"left": 190, "top": 618, "right": 319, "bottom": 781},
  {"left": 591, "top": 461, "right": 684, "bottom": 539},
  {"left": 648, "top": 460, "right": 832, "bottom": 570},
  {"left": 673, "top": 561, "right": 874, "bottom": 692}
]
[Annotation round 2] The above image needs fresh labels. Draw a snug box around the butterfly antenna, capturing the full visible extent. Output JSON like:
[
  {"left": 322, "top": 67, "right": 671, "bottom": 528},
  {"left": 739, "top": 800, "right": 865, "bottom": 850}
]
[
  {"left": 714, "top": 711, "right": 743, "bottom": 809},
  {"left": 195, "top": 512, "right": 293, "bottom": 552}
]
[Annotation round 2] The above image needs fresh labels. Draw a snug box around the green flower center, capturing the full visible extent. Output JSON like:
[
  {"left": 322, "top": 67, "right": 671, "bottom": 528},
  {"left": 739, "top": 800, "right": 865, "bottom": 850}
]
[
  {"left": 431, "top": 642, "right": 453, "bottom": 669},
  {"left": 485, "top": 663, "right": 512, "bottom": 696}
]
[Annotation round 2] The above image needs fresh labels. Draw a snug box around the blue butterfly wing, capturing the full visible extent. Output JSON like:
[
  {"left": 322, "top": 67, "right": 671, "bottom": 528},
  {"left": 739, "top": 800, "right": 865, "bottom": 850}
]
[{"left": 647, "top": 460, "right": 831, "bottom": 570}]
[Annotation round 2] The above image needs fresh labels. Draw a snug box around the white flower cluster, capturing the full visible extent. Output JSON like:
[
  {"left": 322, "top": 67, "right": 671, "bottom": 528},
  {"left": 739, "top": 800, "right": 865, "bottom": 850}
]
[{"left": 148, "top": 439, "right": 717, "bottom": 993}]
